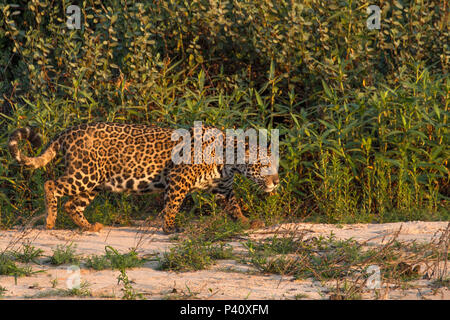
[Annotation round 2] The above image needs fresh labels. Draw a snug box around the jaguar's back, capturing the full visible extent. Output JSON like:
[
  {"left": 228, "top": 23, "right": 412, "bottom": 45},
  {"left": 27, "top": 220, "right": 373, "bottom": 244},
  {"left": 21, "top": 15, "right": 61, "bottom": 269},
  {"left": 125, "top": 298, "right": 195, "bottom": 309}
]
[{"left": 56, "top": 122, "right": 176, "bottom": 194}]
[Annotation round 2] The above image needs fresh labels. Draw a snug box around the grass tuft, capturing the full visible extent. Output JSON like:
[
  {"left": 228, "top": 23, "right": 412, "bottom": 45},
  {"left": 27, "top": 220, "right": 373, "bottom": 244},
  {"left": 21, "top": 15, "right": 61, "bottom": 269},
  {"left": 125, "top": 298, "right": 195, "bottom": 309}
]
[{"left": 85, "top": 246, "right": 146, "bottom": 270}]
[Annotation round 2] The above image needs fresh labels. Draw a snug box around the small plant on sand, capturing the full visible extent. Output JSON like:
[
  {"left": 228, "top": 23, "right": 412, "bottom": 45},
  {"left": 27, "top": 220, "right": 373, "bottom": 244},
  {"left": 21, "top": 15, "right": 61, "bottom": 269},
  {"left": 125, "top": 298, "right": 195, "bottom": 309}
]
[
  {"left": 60, "top": 281, "right": 92, "bottom": 297},
  {"left": 182, "top": 214, "right": 245, "bottom": 243},
  {"left": 163, "top": 283, "right": 201, "bottom": 300},
  {"left": 117, "top": 268, "right": 145, "bottom": 300},
  {"left": 26, "top": 281, "right": 92, "bottom": 299},
  {"left": 159, "top": 214, "right": 238, "bottom": 272},
  {"left": 0, "top": 253, "right": 36, "bottom": 277},
  {"left": 0, "top": 285, "right": 7, "bottom": 297},
  {"left": 159, "top": 238, "right": 233, "bottom": 272},
  {"left": 12, "top": 241, "right": 44, "bottom": 263},
  {"left": 49, "top": 243, "right": 79, "bottom": 266},
  {"left": 85, "top": 246, "right": 145, "bottom": 270}
]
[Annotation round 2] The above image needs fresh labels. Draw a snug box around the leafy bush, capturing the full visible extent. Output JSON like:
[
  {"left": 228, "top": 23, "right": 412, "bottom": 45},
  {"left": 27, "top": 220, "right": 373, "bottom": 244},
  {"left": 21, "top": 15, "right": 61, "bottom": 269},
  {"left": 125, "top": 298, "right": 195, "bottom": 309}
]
[{"left": 0, "top": 0, "right": 447, "bottom": 228}]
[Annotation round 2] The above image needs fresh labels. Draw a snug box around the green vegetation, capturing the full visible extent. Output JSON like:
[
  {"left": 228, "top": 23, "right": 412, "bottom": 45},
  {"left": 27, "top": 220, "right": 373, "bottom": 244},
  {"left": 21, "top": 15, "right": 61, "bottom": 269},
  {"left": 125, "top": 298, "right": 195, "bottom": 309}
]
[
  {"left": 49, "top": 243, "right": 79, "bottom": 265},
  {"left": 0, "top": 241, "right": 45, "bottom": 278},
  {"left": 117, "top": 268, "right": 145, "bottom": 300},
  {"left": 159, "top": 238, "right": 234, "bottom": 272},
  {"left": 159, "top": 214, "right": 237, "bottom": 271},
  {"left": 181, "top": 214, "right": 246, "bottom": 242},
  {"left": 0, "top": 285, "right": 6, "bottom": 297},
  {"left": 85, "top": 246, "right": 145, "bottom": 270},
  {"left": 53, "top": 281, "right": 92, "bottom": 298},
  {"left": 11, "top": 241, "right": 44, "bottom": 263},
  {"left": 25, "top": 281, "right": 92, "bottom": 299},
  {"left": 0, "top": 0, "right": 447, "bottom": 229},
  {"left": 0, "top": 253, "right": 35, "bottom": 277}
]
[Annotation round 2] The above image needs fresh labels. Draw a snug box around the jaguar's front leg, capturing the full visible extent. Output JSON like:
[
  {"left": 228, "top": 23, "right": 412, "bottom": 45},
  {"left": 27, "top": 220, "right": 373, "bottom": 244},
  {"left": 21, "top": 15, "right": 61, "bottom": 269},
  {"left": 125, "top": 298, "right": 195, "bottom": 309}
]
[
  {"left": 212, "top": 181, "right": 264, "bottom": 229},
  {"left": 212, "top": 182, "right": 249, "bottom": 226},
  {"left": 224, "top": 192, "right": 265, "bottom": 229},
  {"left": 222, "top": 192, "right": 249, "bottom": 225}
]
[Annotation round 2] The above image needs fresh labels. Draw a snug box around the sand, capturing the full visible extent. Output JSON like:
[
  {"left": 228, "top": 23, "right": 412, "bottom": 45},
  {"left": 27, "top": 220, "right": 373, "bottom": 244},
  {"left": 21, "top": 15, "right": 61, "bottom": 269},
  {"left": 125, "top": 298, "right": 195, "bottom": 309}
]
[{"left": 0, "top": 221, "right": 448, "bottom": 300}]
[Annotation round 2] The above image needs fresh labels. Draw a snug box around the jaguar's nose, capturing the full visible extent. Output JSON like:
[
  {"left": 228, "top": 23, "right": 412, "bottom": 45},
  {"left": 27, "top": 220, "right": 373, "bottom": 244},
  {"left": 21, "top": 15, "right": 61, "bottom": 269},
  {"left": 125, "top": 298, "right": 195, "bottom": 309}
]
[{"left": 272, "top": 175, "right": 279, "bottom": 186}]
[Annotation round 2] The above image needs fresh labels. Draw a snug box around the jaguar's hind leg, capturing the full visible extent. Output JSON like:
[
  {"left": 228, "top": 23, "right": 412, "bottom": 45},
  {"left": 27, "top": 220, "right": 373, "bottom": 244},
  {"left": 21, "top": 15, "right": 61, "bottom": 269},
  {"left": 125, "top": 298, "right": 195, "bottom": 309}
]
[
  {"left": 44, "top": 173, "right": 98, "bottom": 230},
  {"left": 44, "top": 180, "right": 59, "bottom": 229},
  {"left": 161, "top": 187, "right": 191, "bottom": 233},
  {"left": 161, "top": 166, "right": 196, "bottom": 233},
  {"left": 64, "top": 192, "right": 103, "bottom": 232}
]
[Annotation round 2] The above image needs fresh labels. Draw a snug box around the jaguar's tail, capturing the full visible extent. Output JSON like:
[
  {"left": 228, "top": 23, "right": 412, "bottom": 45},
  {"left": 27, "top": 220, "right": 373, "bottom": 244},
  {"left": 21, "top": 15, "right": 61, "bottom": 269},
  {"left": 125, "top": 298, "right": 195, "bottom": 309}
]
[{"left": 8, "top": 127, "right": 59, "bottom": 169}]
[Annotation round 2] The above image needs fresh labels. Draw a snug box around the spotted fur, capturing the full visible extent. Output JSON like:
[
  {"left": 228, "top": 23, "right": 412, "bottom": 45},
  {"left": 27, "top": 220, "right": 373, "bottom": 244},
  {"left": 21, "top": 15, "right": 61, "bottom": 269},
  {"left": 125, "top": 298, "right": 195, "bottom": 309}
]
[{"left": 8, "top": 122, "right": 279, "bottom": 233}]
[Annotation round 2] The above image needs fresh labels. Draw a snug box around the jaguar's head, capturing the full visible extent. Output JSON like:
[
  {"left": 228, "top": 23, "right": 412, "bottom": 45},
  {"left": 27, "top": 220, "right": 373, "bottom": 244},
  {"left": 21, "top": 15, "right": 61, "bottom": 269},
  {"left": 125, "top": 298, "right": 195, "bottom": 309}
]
[{"left": 245, "top": 152, "right": 279, "bottom": 193}]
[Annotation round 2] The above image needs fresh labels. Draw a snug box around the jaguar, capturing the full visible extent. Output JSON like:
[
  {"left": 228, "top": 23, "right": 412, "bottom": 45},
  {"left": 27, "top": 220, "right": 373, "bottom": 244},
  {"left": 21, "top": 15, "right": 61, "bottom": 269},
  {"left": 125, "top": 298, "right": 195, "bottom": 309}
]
[{"left": 8, "top": 122, "right": 279, "bottom": 233}]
